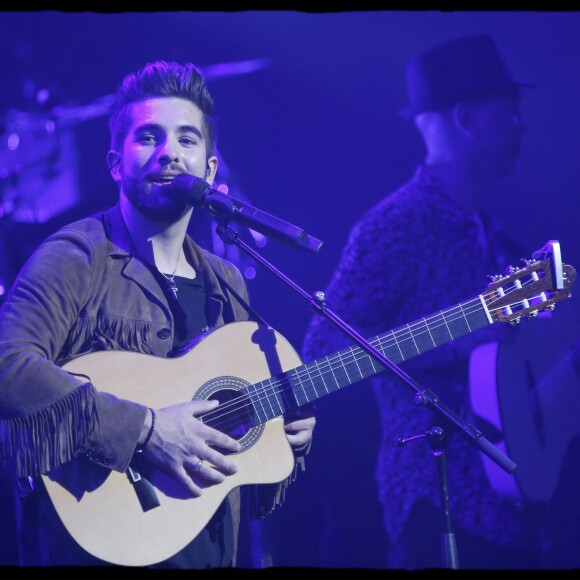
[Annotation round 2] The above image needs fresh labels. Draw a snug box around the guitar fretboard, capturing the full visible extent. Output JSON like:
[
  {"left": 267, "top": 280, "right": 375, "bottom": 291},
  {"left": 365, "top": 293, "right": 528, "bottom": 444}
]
[{"left": 245, "top": 295, "right": 491, "bottom": 425}]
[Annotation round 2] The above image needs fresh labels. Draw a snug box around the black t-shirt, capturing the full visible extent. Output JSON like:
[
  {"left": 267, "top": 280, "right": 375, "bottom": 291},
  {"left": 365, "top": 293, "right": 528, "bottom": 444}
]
[
  {"left": 151, "top": 268, "right": 235, "bottom": 569},
  {"left": 168, "top": 274, "right": 210, "bottom": 350}
]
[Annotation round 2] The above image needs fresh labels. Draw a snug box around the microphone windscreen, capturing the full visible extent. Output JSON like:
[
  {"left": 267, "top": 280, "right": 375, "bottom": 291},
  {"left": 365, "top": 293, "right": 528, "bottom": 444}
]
[{"left": 170, "top": 174, "right": 212, "bottom": 206}]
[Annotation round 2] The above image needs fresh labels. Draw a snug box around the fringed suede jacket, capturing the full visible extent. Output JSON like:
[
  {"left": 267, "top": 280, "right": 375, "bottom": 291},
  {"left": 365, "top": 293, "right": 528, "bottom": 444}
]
[{"left": 0, "top": 204, "right": 306, "bottom": 566}]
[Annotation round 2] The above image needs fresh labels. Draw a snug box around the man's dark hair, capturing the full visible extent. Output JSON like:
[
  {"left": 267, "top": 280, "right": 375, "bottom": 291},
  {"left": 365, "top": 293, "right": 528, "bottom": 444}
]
[{"left": 109, "top": 60, "right": 217, "bottom": 157}]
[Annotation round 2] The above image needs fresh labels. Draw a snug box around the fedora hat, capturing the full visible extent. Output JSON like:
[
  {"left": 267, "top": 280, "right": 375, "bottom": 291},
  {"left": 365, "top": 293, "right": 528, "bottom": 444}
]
[{"left": 399, "top": 34, "right": 533, "bottom": 118}]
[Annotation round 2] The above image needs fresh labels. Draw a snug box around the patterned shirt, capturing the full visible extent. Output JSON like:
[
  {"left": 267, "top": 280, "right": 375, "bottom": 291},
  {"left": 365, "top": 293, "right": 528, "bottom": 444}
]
[{"left": 302, "top": 165, "right": 548, "bottom": 566}]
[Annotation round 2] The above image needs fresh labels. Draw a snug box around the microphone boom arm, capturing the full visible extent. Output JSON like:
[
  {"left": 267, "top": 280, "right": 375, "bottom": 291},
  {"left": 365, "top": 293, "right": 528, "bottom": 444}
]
[
  {"left": 206, "top": 192, "right": 323, "bottom": 253},
  {"left": 172, "top": 174, "right": 323, "bottom": 253}
]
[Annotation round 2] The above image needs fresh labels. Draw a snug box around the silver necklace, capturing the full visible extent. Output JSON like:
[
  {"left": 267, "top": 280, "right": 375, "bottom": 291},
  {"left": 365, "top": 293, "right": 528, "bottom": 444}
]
[{"left": 159, "top": 250, "right": 182, "bottom": 299}]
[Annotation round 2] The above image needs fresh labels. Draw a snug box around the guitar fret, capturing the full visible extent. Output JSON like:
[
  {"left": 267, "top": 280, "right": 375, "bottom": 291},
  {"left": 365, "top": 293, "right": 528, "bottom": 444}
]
[
  {"left": 251, "top": 376, "right": 289, "bottom": 422},
  {"left": 407, "top": 323, "right": 420, "bottom": 354},
  {"left": 313, "top": 358, "right": 330, "bottom": 395},
  {"left": 429, "top": 312, "right": 452, "bottom": 346},
  {"left": 389, "top": 333, "right": 405, "bottom": 361},
  {"left": 424, "top": 317, "right": 437, "bottom": 348},
  {"left": 248, "top": 382, "right": 267, "bottom": 424},
  {"left": 332, "top": 365, "right": 348, "bottom": 388},
  {"left": 352, "top": 347, "right": 365, "bottom": 381},
  {"left": 264, "top": 379, "right": 276, "bottom": 417},
  {"left": 399, "top": 332, "right": 419, "bottom": 359},
  {"left": 302, "top": 360, "right": 326, "bottom": 403},
  {"left": 340, "top": 346, "right": 365, "bottom": 386},
  {"left": 262, "top": 380, "right": 275, "bottom": 422},
  {"left": 292, "top": 369, "right": 310, "bottom": 405},
  {"left": 446, "top": 308, "right": 470, "bottom": 338},
  {"left": 300, "top": 362, "right": 314, "bottom": 403},
  {"left": 363, "top": 346, "right": 379, "bottom": 373},
  {"left": 311, "top": 359, "right": 331, "bottom": 395},
  {"left": 342, "top": 350, "right": 355, "bottom": 384},
  {"left": 328, "top": 356, "right": 341, "bottom": 390},
  {"left": 440, "top": 311, "right": 454, "bottom": 340},
  {"left": 270, "top": 377, "right": 285, "bottom": 416},
  {"left": 459, "top": 303, "right": 472, "bottom": 332}
]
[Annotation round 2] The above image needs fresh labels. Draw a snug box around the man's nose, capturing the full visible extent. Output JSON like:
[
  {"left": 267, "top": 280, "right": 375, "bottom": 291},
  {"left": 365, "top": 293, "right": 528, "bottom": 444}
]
[{"left": 158, "top": 139, "right": 180, "bottom": 163}]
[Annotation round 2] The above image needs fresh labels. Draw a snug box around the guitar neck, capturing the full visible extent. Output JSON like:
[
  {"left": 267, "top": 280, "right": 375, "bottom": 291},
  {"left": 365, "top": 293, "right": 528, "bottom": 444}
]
[{"left": 245, "top": 294, "right": 491, "bottom": 424}]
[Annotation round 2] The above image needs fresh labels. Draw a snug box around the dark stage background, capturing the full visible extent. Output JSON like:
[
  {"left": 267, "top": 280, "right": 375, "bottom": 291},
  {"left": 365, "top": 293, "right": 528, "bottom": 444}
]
[{"left": 0, "top": 10, "right": 579, "bottom": 569}]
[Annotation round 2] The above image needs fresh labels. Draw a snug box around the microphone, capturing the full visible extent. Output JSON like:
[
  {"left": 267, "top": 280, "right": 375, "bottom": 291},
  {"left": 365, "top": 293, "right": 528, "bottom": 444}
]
[{"left": 171, "top": 174, "right": 323, "bottom": 254}]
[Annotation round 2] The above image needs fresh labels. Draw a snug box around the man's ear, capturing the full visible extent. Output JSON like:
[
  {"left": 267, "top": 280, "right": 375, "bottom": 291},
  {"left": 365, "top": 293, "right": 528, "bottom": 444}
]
[
  {"left": 205, "top": 156, "right": 218, "bottom": 184},
  {"left": 106, "top": 151, "right": 122, "bottom": 182},
  {"left": 452, "top": 103, "right": 475, "bottom": 139}
]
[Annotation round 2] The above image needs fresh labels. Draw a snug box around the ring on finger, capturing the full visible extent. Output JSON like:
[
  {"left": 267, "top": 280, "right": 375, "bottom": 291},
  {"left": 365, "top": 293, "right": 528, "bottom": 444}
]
[{"left": 193, "top": 459, "right": 203, "bottom": 473}]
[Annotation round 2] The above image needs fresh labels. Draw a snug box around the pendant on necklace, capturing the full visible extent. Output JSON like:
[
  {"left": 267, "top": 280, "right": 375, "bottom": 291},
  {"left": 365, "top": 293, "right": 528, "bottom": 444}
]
[
  {"left": 166, "top": 277, "right": 179, "bottom": 299},
  {"left": 159, "top": 249, "right": 182, "bottom": 300}
]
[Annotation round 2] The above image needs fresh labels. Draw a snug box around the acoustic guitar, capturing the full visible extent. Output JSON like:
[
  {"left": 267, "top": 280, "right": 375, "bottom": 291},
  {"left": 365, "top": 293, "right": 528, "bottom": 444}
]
[
  {"left": 470, "top": 303, "right": 580, "bottom": 502},
  {"left": 42, "top": 240, "right": 576, "bottom": 566}
]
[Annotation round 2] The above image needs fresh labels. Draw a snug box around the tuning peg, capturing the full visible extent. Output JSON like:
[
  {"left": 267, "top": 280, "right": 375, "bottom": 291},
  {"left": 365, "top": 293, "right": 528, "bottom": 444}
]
[
  {"left": 487, "top": 274, "right": 503, "bottom": 283},
  {"left": 522, "top": 258, "right": 538, "bottom": 267},
  {"left": 537, "top": 308, "right": 554, "bottom": 319},
  {"left": 509, "top": 316, "right": 521, "bottom": 326}
]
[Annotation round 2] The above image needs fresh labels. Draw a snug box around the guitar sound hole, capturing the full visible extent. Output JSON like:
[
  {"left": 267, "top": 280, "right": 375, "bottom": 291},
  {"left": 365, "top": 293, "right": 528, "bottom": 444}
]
[{"left": 203, "top": 388, "right": 255, "bottom": 451}]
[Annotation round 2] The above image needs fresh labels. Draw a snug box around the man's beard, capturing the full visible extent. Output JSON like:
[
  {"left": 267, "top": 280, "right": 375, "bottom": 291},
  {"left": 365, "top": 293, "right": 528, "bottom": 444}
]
[{"left": 122, "top": 174, "right": 190, "bottom": 222}]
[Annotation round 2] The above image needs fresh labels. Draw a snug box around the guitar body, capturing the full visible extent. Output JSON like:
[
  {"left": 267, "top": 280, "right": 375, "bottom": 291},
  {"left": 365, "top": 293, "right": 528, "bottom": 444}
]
[
  {"left": 470, "top": 306, "right": 580, "bottom": 502},
  {"left": 42, "top": 321, "right": 301, "bottom": 567}
]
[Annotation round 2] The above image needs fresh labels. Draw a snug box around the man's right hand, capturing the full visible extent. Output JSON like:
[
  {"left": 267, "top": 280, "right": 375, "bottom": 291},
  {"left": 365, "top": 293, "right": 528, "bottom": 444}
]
[{"left": 139, "top": 399, "right": 242, "bottom": 497}]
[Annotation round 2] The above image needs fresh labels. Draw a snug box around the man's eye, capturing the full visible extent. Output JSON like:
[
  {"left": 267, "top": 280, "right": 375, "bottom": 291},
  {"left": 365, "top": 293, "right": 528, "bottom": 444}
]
[
  {"left": 137, "top": 134, "right": 156, "bottom": 143},
  {"left": 180, "top": 136, "right": 198, "bottom": 146}
]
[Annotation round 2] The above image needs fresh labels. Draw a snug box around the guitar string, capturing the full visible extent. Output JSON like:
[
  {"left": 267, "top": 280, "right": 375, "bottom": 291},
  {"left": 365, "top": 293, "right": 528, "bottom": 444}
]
[
  {"left": 206, "top": 299, "right": 549, "bottom": 436},
  {"left": 201, "top": 276, "right": 552, "bottom": 433},
  {"left": 285, "top": 276, "right": 555, "bottom": 396},
  {"left": 200, "top": 275, "right": 557, "bottom": 433}
]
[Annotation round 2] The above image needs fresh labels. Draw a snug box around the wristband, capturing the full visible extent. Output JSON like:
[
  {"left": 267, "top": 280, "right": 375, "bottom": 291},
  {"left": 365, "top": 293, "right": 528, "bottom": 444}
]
[{"left": 136, "top": 408, "right": 156, "bottom": 453}]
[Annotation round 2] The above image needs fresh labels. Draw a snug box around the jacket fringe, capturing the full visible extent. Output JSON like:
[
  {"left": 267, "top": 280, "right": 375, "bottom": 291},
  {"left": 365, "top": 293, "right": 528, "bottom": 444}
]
[
  {"left": 66, "top": 316, "right": 153, "bottom": 357},
  {"left": 0, "top": 382, "right": 99, "bottom": 478},
  {"left": 247, "top": 453, "right": 308, "bottom": 520}
]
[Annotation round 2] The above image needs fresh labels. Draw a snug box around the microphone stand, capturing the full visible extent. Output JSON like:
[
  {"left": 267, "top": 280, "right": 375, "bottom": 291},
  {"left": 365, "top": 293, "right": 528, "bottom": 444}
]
[
  {"left": 209, "top": 203, "right": 517, "bottom": 569},
  {"left": 397, "top": 426, "right": 459, "bottom": 569}
]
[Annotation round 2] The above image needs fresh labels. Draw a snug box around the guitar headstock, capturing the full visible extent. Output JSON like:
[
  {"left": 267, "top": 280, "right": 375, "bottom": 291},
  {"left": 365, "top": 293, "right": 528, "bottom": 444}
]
[{"left": 485, "top": 240, "right": 576, "bottom": 325}]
